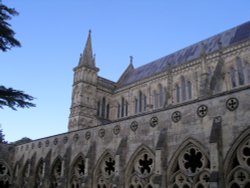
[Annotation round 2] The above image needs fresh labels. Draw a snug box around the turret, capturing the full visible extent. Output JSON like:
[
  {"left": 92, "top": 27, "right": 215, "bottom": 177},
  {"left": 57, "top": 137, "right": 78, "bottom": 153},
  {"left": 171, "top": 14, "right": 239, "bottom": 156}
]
[{"left": 68, "top": 31, "right": 99, "bottom": 131}]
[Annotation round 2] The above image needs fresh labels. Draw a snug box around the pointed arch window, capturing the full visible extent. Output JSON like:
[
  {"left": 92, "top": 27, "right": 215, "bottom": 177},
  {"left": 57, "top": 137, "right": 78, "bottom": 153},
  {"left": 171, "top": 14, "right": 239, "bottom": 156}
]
[
  {"left": 153, "top": 90, "right": 158, "bottom": 109},
  {"left": 187, "top": 81, "right": 192, "bottom": 100},
  {"left": 135, "top": 98, "right": 138, "bottom": 114},
  {"left": 106, "top": 104, "right": 110, "bottom": 119},
  {"left": 139, "top": 91, "right": 143, "bottom": 113},
  {"left": 143, "top": 94, "right": 147, "bottom": 111},
  {"left": 126, "top": 147, "right": 155, "bottom": 188},
  {"left": 117, "top": 103, "right": 120, "bottom": 118},
  {"left": 121, "top": 97, "right": 125, "bottom": 117},
  {"left": 97, "top": 101, "right": 101, "bottom": 116},
  {"left": 70, "top": 155, "right": 86, "bottom": 188},
  {"left": 159, "top": 84, "right": 164, "bottom": 107},
  {"left": 101, "top": 97, "right": 106, "bottom": 118},
  {"left": 208, "top": 67, "right": 213, "bottom": 82},
  {"left": 35, "top": 159, "right": 45, "bottom": 187},
  {"left": 94, "top": 152, "right": 115, "bottom": 188},
  {"left": 176, "top": 84, "right": 180, "bottom": 103},
  {"left": 125, "top": 101, "right": 128, "bottom": 116},
  {"left": 51, "top": 157, "right": 63, "bottom": 188},
  {"left": 236, "top": 57, "right": 245, "bottom": 86},
  {"left": 230, "top": 67, "right": 237, "bottom": 88},
  {"left": 181, "top": 76, "right": 186, "bottom": 101}
]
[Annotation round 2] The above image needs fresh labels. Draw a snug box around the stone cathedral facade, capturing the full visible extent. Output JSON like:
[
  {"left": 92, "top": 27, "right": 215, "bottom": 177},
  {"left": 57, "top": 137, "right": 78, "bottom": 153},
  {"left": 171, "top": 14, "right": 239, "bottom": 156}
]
[{"left": 1, "top": 21, "right": 250, "bottom": 188}]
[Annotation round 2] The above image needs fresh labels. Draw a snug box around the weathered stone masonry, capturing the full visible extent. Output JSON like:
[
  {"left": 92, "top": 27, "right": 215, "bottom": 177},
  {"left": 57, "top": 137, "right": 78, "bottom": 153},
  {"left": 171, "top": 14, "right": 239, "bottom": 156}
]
[{"left": 1, "top": 21, "right": 250, "bottom": 188}]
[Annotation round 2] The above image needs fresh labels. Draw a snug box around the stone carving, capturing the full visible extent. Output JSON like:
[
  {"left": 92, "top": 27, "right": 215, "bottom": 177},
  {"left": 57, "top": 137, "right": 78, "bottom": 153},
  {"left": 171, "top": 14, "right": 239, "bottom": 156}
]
[
  {"left": 197, "top": 105, "right": 208, "bottom": 118},
  {"left": 226, "top": 97, "right": 239, "bottom": 111},
  {"left": 98, "top": 128, "right": 105, "bottom": 138},
  {"left": 113, "top": 125, "right": 120, "bottom": 135},
  {"left": 150, "top": 116, "right": 158, "bottom": 127},
  {"left": 130, "top": 121, "right": 138, "bottom": 132},
  {"left": 172, "top": 111, "right": 181, "bottom": 123},
  {"left": 85, "top": 131, "right": 91, "bottom": 140}
]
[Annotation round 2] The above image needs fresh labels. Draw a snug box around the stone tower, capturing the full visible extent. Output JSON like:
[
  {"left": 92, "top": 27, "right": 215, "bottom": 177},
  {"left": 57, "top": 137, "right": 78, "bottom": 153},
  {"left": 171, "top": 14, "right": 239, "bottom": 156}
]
[{"left": 68, "top": 31, "right": 99, "bottom": 131}]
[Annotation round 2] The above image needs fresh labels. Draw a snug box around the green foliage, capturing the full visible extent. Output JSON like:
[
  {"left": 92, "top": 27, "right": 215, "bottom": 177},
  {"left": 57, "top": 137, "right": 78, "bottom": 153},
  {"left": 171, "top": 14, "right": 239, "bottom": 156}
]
[
  {"left": 0, "top": 128, "right": 7, "bottom": 144},
  {"left": 0, "top": 3, "right": 21, "bottom": 51},
  {"left": 0, "top": 86, "right": 35, "bottom": 110},
  {"left": 12, "top": 137, "right": 32, "bottom": 145}
]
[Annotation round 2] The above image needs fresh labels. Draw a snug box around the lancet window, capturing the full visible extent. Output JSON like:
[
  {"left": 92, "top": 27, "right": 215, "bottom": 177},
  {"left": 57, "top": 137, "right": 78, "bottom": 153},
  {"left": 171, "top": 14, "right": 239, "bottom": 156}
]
[
  {"left": 153, "top": 84, "right": 165, "bottom": 109},
  {"left": 168, "top": 142, "right": 210, "bottom": 188},
  {"left": 176, "top": 84, "right": 180, "bottom": 103},
  {"left": 181, "top": 76, "right": 187, "bottom": 101},
  {"left": 117, "top": 97, "right": 128, "bottom": 118},
  {"left": 135, "top": 91, "right": 147, "bottom": 114},
  {"left": 236, "top": 57, "right": 245, "bottom": 86},
  {"left": 97, "top": 97, "right": 110, "bottom": 119},
  {"left": 187, "top": 81, "right": 192, "bottom": 100}
]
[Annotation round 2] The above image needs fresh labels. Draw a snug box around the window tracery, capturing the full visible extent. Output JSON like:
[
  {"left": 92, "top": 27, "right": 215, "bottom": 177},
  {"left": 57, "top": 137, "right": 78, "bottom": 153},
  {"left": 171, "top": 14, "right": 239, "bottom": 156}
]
[
  {"left": 226, "top": 135, "right": 250, "bottom": 187},
  {"left": 94, "top": 152, "right": 115, "bottom": 188},
  {"left": 0, "top": 162, "right": 11, "bottom": 188},
  {"left": 71, "top": 155, "right": 86, "bottom": 188},
  {"left": 51, "top": 157, "right": 63, "bottom": 188},
  {"left": 22, "top": 160, "right": 30, "bottom": 187},
  {"left": 169, "top": 143, "right": 210, "bottom": 188},
  {"left": 35, "top": 159, "right": 45, "bottom": 187},
  {"left": 126, "top": 148, "right": 156, "bottom": 188}
]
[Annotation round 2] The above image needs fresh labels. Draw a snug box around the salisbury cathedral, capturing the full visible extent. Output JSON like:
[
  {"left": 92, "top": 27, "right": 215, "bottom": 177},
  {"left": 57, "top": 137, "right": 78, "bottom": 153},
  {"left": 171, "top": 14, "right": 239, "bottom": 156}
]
[{"left": 1, "top": 21, "right": 250, "bottom": 188}]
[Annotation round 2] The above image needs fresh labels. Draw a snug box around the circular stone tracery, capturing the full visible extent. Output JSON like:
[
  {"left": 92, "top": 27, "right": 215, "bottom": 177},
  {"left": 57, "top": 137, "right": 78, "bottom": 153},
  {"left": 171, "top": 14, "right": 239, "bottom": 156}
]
[
  {"left": 101, "top": 155, "right": 115, "bottom": 178},
  {"left": 237, "top": 138, "right": 250, "bottom": 169},
  {"left": 178, "top": 146, "right": 206, "bottom": 176},
  {"left": 134, "top": 151, "right": 154, "bottom": 178}
]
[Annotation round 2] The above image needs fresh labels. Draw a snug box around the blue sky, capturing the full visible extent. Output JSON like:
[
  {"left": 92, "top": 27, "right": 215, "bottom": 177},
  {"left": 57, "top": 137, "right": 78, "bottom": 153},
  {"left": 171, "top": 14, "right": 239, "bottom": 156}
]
[{"left": 1, "top": 0, "right": 250, "bottom": 142}]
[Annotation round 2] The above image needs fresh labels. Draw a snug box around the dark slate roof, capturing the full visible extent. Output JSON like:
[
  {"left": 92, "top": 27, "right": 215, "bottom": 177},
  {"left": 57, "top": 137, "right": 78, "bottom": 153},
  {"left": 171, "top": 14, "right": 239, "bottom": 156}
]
[{"left": 117, "top": 21, "right": 250, "bottom": 87}]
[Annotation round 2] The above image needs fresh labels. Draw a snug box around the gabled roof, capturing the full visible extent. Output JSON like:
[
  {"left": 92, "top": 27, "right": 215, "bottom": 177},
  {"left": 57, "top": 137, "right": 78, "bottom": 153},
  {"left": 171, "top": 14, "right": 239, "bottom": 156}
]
[{"left": 117, "top": 20, "right": 250, "bottom": 87}]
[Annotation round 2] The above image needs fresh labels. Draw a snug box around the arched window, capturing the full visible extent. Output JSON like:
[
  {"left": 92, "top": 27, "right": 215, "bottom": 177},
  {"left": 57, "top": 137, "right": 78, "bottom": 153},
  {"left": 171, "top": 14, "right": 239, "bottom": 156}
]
[
  {"left": 51, "top": 157, "right": 63, "bottom": 188},
  {"left": 70, "top": 155, "right": 86, "bottom": 188},
  {"left": 176, "top": 84, "right": 180, "bottom": 103},
  {"left": 121, "top": 97, "right": 125, "bottom": 117},
  {"left": 159, "top": 84, "right": 164, "bottom": 107},
  {"left": 139, "top": 91, "right": 143, "bottom": 113},
  {"left": 97, "top": 101, "right": 101, "bottom": 116},
  {"left": 208, "top": 67, "right": 213, "bottom": 82},
  {"left": 125, "top": 101, "right": 128, "bottom": 116},
  {"left": 143, "top": 94, "right": 147, "bottom": 111},
  {"left": 117, "top": 103, "right": 120, "bottom": 118},
  {"left": 134, "top": 98, "right": 138, "bottom": 114},
  {"left": 230, "top": 67, "right": 236, "bottom": 88},
  {"left": 236, "top": 57, "right": 245, "bottom": 86},
  {"left": 181, "top": 76, "right": 186, "bottom": 101},
  {"left": 187, "top": 81, "right": 192, "bottom": 99},
  {"left": 153, "top": 90, "right": 158, "bottom": 109},
  {"left": 106, "top": 104, "right": 109, "bottom": 119},
  {"left": 101, "top": 97, "right": 106, "bottom": 118}
]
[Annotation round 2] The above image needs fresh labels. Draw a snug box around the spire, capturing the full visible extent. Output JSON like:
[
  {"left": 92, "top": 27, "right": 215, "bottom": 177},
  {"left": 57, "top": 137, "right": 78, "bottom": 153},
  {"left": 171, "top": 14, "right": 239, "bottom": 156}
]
[{"left": 79, "top": 30, "right": 95, "bottom": 68}]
